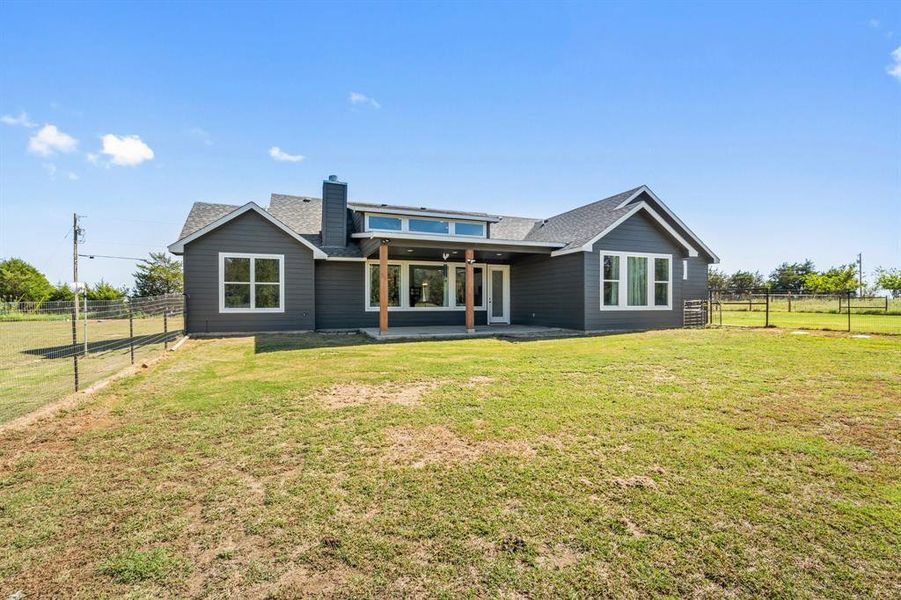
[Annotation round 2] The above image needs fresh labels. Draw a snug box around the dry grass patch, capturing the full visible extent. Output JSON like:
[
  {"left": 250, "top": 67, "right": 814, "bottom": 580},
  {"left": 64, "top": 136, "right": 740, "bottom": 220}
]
[
  {"left": 383, "top": 425, "right": 537, "bottom": 468},
  {"left": 316, "top": 380, "right": 444, "bottom": 409},
  {"left": 611, "top": 475, "right": 658, "bottom": 489}
]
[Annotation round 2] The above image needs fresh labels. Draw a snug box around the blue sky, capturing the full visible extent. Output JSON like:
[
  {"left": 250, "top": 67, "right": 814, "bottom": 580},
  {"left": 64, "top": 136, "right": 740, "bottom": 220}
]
[{"left": 1, "top": 1, "right": 899, "bottom": 288}]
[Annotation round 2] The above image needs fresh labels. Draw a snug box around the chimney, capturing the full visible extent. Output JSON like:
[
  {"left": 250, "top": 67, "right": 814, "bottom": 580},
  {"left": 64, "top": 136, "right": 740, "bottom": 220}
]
[{"left": 321, "top": 175, "right": 348, "bottom": 247}]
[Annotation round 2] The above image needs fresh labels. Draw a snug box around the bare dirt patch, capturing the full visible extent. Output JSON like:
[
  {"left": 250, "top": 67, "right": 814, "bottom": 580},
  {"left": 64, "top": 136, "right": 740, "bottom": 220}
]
[
  {"left": 537, "top": 543, "right": 584, "bottom": 569},
  {"left": 383, "top": 425, "right": 537, "bottom": 468}
]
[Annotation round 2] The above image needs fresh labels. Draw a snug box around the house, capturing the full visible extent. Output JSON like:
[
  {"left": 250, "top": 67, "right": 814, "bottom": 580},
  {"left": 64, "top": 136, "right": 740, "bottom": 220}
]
[{"left": 168, "top": 176, "right": 718, "bottom": 335}]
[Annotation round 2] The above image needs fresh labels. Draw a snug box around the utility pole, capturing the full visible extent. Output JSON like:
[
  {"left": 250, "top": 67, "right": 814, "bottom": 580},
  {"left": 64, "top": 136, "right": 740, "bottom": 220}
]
[
  {"left": 857, "top": 253, "right": 863, "bottom": 297},
  {"left": 72, "top": 214, "right": 85, "bottom": 324}
]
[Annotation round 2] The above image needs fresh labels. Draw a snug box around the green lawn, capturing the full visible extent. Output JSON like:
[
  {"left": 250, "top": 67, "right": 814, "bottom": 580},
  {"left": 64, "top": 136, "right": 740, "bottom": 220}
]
[
  {"left": 0, "top": 315, "right": 183, "bottom": 423},
  {"left": 1, "top": 329, "right": 899, "bottom": 598},
  {"left": 718, "top": 309, "right": 901, "bottom": 335}
]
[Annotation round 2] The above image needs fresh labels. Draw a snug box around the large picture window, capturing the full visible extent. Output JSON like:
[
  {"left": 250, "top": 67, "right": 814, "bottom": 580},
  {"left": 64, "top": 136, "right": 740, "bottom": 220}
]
[
  {"left": 364, "top": 260, "right": 488, "bottom": 311},
  {"left": 368, "top": 264, "right": 401, "bottom": 307},
  {"left": 409, "top": 264, "right": 448, "bottom": 307},
  {"left": 600, "top": 252, "right": 671, "bottom": 310},
  {"left": 220, "top": 253, "right": 284, "bottom": 313}
]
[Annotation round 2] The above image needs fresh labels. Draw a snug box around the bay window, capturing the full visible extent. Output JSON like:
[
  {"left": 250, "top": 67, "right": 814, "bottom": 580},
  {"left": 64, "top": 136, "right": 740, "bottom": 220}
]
[
  {"left": 600, "top": 252, "right": 671, "bottom": 310},
  {"left": 219, "top": 253, "right": 284, "bottom": 313}
]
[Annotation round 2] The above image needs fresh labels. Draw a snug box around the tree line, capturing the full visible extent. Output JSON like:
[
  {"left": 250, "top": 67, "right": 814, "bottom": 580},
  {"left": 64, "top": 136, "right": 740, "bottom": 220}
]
[
  {"left": 0, "top": 252, "right": 183, "bottom": 302},
  {"left": 710, "top": 260, "right": 901, "bottom": 296}
]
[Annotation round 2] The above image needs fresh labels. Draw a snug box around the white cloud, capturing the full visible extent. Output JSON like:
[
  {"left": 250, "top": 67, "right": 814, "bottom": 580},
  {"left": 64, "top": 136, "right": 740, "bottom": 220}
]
[
  {"left": 100, "top": 134, "right": 155, "bottom": 166},
  {"left": 28, "top": 124, "right": 78, "bottom": 156},
  {"left": 86, "top": 152, "right": 99, "bottom": 165},
  {"left": 42, "top": 163, "right": 57, "bottom": 179},
  {"left": 348, "top": 91, "right": 381, "bottom": 109},
  {"left": 1, "top": 111, "right": 36, "bottom": 128},
  {"left": 869, "top": 18, "right": 880, "bottom": 29},
  {"left": 888, "top": 46, "right": 901, "bottom": 80},
  {"left": 188, "top": 127, "right": 213, "bottom": 146},
  {"left": 269, "top": 146, "right": 305, "bottom": 162},
  {"left": 67, "top": 172, "right": 79, "bottom": 180}
]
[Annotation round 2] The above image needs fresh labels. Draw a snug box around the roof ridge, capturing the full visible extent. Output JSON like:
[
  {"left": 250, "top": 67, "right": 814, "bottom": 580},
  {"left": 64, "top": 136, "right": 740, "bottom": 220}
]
[{"left": 541, "top": 186, "right": 644, "bottom": 223}]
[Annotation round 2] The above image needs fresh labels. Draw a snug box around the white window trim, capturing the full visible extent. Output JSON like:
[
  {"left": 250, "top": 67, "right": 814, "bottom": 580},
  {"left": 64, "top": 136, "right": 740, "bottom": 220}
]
[
  {"left": 364, "top": 213, "right": 487, "bottom": 238},
  {"left": 599, "top": 251, "right": 672, "bottom": 311},
  {"left": 363, "top": 259, "right": 489, "bottom": 312},
  {"left": 682, "top": 259, "right": 688, "bottom": 280},
  {"left": 219, "top": 252, "right": 285, "bottom": 313}
]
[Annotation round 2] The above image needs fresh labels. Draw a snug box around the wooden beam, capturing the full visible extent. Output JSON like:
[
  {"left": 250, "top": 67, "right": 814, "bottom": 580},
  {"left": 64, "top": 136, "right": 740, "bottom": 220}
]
[
  {"left": 379, "top": 240, "right": 389, "bottom": 334},
  {"left": 465, "top": 248, "right": 475, "bottom": 333}
]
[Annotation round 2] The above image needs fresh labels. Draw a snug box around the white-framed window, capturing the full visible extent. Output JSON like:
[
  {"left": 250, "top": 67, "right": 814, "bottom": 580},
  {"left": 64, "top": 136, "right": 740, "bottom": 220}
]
[
  {"left": 365, "top": 214, "right": 487, "bottom": 238},
  {"left": 682, "top": 259, "right": 688, "bottom": 280},
  {"left": 364, "top": 259, "right": 487, "bottom": 311},
  {"left": 219, "top": 252, "right": 285, "bottom": 313},
  {"left": 600, "top": 251, "right": 672, "bottom": 310}
]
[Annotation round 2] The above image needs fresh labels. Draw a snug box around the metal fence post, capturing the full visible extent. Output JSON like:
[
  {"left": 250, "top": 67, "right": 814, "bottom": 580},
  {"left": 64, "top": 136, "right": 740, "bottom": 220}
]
[
  {"left": 163, "top": 308, "right": 169, "bottom": 350},
  {"left": 765, "top": 288, "right": 770, "bottom": 327},
  {"left": 71, "top": 301, "right": 79, "bottom": 392},
  {"left": 83, "top": 291, "right": 88, "bottom": 356},
  {"left": 847, "top": 290, "right": 852, "bottom": 332},
  {"left": 128, "top": 300, "right": 135, "bottom": 364}
]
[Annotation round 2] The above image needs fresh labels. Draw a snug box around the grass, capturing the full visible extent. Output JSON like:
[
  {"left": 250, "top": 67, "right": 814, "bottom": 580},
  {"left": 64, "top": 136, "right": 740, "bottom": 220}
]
[
  {"left": 0, "top": 329, "right": 899, "bottom": 597},
  {"left": 0, "top": 315, "right": 183, "bottom": 423},
  {"left": 719, "top": 308, "right": 901, "bottom": 335}
]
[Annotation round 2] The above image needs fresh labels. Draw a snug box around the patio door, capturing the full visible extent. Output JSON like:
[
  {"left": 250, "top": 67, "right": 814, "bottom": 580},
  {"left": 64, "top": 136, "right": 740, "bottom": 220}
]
[{"left": 487, "top": 265, "right": 510, "bottom": 324}]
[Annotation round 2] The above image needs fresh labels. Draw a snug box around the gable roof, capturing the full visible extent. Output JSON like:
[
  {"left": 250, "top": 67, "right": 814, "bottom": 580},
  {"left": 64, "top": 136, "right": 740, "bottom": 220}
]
[
  {"left": 167, "top": 202, "right": 327, "bottom": 258},
  {"left": 169, "top": 186, "right": 717, "bottom": 262}
]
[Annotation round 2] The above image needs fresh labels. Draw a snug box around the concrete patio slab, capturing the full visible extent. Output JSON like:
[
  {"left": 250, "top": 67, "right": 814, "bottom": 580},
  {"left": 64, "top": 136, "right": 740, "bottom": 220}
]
[{"left": 359, "top": 324, "right": 580, "bottom": 341}]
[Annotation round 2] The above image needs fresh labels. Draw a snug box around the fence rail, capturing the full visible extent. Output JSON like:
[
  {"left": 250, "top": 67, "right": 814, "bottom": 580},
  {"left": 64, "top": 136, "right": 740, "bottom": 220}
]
[
  {"left": 707, "top": 289, "right": 900, "bottom": 336},
  {"left": 0, "top": 293, "right": 185, "bottom": 424}
]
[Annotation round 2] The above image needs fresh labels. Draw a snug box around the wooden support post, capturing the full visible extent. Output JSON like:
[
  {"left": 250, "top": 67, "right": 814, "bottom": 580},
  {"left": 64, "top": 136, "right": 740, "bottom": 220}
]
[
  {"left": 465, "top": 248, "right": 475, "bottom": 333},
  {"left": 379, "top": 240, "right": 389, "bottom": 335},
  {"left": 764, "top": 288, "right": 770, "bottom": 327},
  {"left": 787, "top": 291, "right": 792, "bottom": 313}
]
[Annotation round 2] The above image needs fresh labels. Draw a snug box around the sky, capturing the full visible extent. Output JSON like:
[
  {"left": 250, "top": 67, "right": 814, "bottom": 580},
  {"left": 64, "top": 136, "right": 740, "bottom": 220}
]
[{"left": 1, "top": 1, "right": 899, "bottom": 289}]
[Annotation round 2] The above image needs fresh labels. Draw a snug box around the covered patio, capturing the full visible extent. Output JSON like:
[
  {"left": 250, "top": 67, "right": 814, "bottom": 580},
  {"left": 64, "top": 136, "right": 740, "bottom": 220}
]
[{"left": 353, "top": 233, "right": 564, "bottom": 335}]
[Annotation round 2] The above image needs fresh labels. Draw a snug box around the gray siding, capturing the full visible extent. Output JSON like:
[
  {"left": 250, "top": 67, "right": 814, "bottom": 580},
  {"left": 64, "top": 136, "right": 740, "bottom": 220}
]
[
  {"left": 183, "top": 211, "right": 315, "bottom": 333},
  {"left": 315, "top": 261, "right": 488, "bottom": 329},
  {"left": 510, "top": 253, "right": 585, "bottom": 329},
  {"left": 321, "top": 181, "right": 348, "bottom": 248},
  {"left": 583, "top": 210, "right": 708, "bottom": 330}
]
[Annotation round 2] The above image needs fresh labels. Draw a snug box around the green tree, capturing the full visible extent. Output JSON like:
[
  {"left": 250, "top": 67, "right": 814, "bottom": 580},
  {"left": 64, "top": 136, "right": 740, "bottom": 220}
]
[
  {"left": 875, "top": 267, "right": 901, "bottom": 298},
  {"left": 768, "top": 260, "right": 815, "bottom": 292},
  {"left": 86, "top": 279, "right": 127, "bottom": 301},
  {"left": 0, "top": 258, "right": 54, "bottom": 301},
  {"left": 708, "top": 268, "right": 729, "bottom": 290},
  {"left": 48, "top": 282, "right": 76, "bottom": 301},
  {"left": 803, "top": 264, "right": 857, "bottom": 294},
  {"left": 133, "top": 252, "right": 183, "bottom": 297},
  {"left": 728, "top": 270, "right": 764, "bottom": 292}
]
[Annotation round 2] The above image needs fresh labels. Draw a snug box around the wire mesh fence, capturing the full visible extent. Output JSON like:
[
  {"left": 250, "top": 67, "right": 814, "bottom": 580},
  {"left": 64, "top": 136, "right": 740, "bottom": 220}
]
[
  {"left": 0, "top": 293, "right": 184, "bottom": 424},
  {"left": 709, "top": 289, "right": 901, "bottom": 336}
]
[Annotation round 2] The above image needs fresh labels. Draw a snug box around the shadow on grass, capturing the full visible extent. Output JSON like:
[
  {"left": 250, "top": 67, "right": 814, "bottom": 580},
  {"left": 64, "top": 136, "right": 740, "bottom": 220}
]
[
  {"left": 253, "top": 329, "right": 636, "bottom": 354},
  {"left": 22, "top": 331, "right": 183, "bottom": 359},
  {"left": 254, "top": 332, "right": 376, "bottom": 354}
]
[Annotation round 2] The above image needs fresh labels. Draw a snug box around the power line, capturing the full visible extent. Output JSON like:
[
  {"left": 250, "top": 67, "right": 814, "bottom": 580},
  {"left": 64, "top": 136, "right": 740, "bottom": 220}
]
[{"left": 79, "top": 253, "right": 147, "bottom": 262}]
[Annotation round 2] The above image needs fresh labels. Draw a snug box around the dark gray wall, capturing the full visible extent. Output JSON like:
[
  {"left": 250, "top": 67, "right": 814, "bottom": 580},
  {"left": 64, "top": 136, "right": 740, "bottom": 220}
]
[
  {"left": 583, "top": 210, "right": 708, "bottom": 330},
  {"left": 321, "top": 180, "right": 348, "bottom": 248},
  {"left": 510, "top": 253, "right": 585, "bottom": 329},
  {"left": 183, "top": 211, "right": 315, "bottom": 333},
  {"left": 315, "top": 261, "right": 488, "bottom": 329}
]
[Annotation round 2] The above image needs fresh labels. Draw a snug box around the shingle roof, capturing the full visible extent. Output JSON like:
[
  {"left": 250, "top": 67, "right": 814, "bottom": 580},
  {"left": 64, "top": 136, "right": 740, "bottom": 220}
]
[
  {"left": 171, "top": 185, "right": 701, "bottom": 259},
  {"left": 523, "top": 187, "right": 643, "bottom": 252},
  {"left": 179, "top": 202, "right": 242, "bottom": 239}
]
